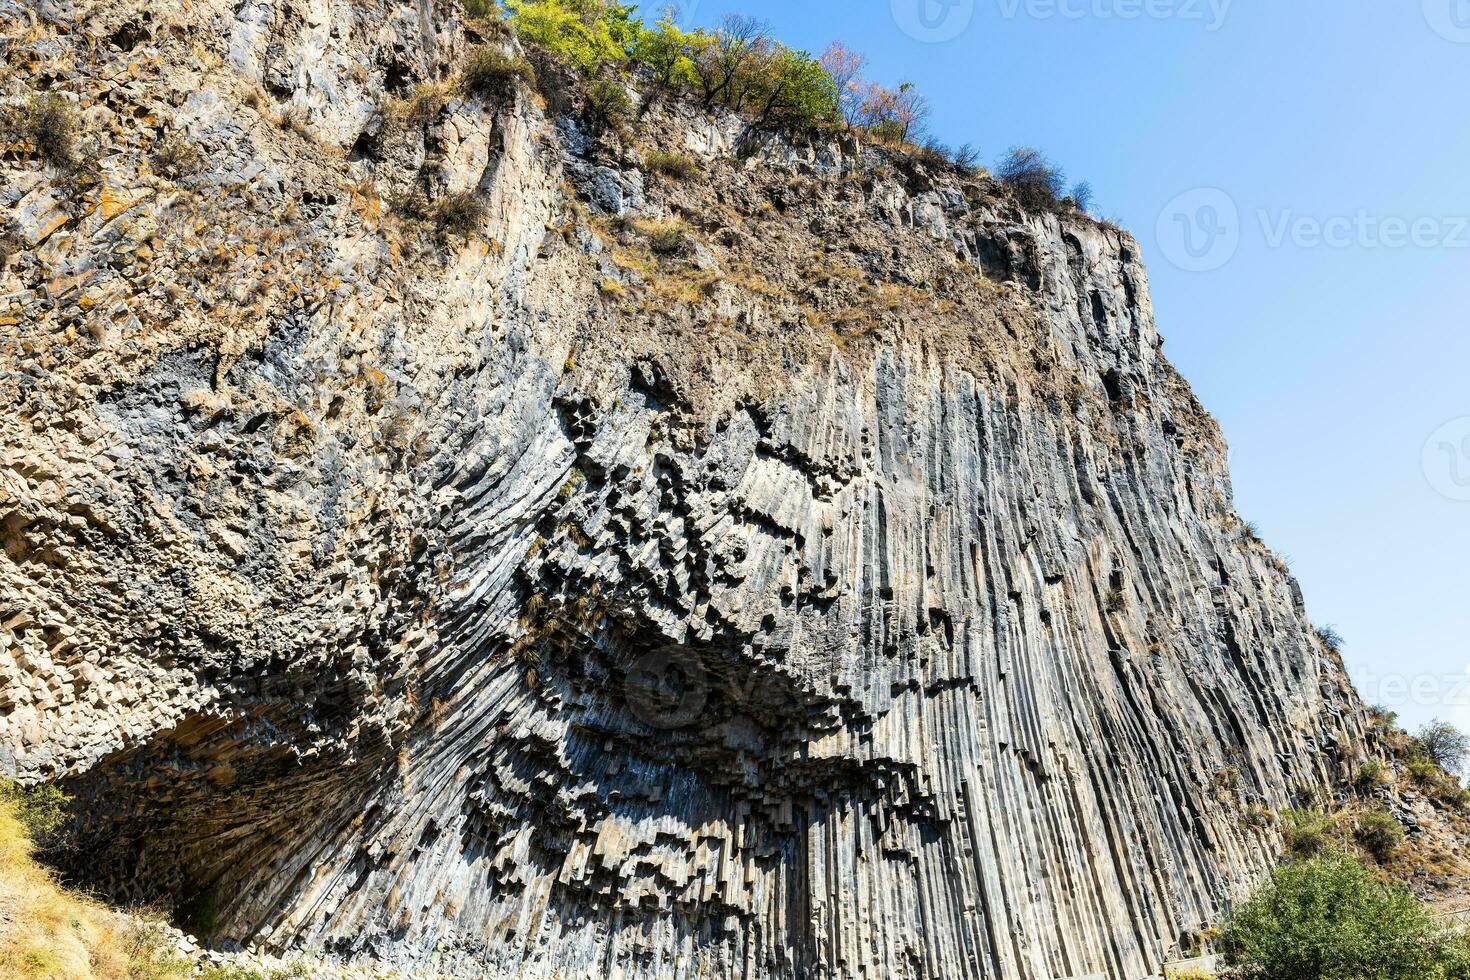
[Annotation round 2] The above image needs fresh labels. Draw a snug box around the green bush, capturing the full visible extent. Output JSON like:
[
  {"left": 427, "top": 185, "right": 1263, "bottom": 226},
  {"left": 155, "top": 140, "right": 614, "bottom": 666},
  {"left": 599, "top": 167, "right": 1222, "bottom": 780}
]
[
  {"left": 1407, "top": 757, "right": 1440, "bottom": 786},
  {"left": 505, "top": 0, "right": 641, "bottom": 75},
  {"left": 645, "top": 220, "right": 686, "bottom": 255},
  {"left": 584, "top": 77, "right": 632, "bottom": 129},
  {"left": 460, "top": 47, "right": 535, "bottom": 101},
  {"left": 1224, "top": 853, "right": 1468, "bottom": 980},
  {"left": 645, "top": 150, "right": 697, "bottom": 179},
  {"left": 1354, "top": 760, "right": 1389, "bottom": 793},
  {"left": 1281, "top": 808, "right": 1336, "bottom": 859},
  {"left": 1415, "top": 721, "right": 1470, "bottom": 775},
  {"left": 1353, "top": 810, "right": 1404, "bottom": 860},
  {"left": 0, "top": 778, "right": 71, "bottom": 851}
]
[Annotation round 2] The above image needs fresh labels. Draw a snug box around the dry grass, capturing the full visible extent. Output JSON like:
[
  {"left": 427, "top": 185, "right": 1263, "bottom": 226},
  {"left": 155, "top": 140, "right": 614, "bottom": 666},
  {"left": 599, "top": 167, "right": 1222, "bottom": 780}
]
[
  {"left": 0, "top": 802, "right": 171, "bottom": 978},
  {"left": 0, "top": 791, "right": 201, "bottom": 979}
]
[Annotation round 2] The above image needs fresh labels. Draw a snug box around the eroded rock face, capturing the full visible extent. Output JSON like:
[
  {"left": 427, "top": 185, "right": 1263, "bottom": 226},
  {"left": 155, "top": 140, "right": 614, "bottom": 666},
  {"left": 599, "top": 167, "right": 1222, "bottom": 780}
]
[{"left": 2, "top": 2, "right": 1371, "bottom": 977}]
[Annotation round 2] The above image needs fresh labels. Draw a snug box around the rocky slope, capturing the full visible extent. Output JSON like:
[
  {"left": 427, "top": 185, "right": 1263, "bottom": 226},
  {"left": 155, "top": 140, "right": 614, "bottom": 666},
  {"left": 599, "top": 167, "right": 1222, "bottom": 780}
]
[{"left": 0, "top": 1, "right": 1433, "bottom": 977}]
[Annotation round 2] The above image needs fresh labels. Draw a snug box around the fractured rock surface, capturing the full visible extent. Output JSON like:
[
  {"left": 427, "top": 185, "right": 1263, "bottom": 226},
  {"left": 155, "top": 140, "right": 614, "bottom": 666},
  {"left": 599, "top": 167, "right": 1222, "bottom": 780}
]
[{"left": 0, "top": 1, "right": 1378, "bottom": 977}]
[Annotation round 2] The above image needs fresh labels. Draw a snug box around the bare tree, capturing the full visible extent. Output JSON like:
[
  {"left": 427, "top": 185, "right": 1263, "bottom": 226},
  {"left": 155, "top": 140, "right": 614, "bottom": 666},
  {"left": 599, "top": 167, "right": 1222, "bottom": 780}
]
[
  {"left": 1069, "top": 180, "right": 1094, "bottom": 213},
  {"left": 689, "top": 14, "right": 771, "bottom": 109},
  {"left": 856, "top": 80, "right": 929, "bottom": 144},
  {"left": 819, "top": 41, "right": 867, "bottom": 127},
  {"left": 996, "top": 146, "right": 1066, "bottom": 209}
]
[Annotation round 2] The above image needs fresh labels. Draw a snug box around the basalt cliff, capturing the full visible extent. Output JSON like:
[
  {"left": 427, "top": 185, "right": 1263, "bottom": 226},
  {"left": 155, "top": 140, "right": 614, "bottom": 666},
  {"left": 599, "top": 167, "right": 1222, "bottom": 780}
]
[{"left": 0, "top": 2, "right": 1426, "bottom": 978}]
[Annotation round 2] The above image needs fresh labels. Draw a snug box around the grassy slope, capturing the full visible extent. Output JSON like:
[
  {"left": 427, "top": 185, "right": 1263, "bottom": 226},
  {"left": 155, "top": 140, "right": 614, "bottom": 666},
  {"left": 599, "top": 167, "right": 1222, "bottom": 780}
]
[{"left": 0, "top": 799, "right": 195, "bottom": 979}]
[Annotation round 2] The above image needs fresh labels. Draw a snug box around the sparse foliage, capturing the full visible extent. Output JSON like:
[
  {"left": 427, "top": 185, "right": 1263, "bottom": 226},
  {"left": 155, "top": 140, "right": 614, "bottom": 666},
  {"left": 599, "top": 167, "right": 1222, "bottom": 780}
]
[
  {"left": 151, "top": 131, "right": 200, "bottom": 177},
  {"left": 856, "top": 80, "right": 928, "bottom": 144},
  {"left": 645, "top": 149, "right": 697, "bottom": 179},
  {"left": 996, "top": 146, "right": 1067, "bottom": 210},
  {"left": 819, "top": 42, "right": 867, "bottom": 127},
  {"left": 434, "top": 191, "right": 485, "bottom": 237},
  {"left": 461, "top": 47, "right": 536, "bottom": 101},
  {"left": 5, "top": 91, "right": 77, "bottom": 167},
  {"left": 1069, "top": 180, "right": 1094, "bottom": 213},
  {"left": 1354, "top": 810, "right": 1405, "bottom": 860},
  {"left": 1415, "top": 721, "right": 1470, "bottom": 775}
]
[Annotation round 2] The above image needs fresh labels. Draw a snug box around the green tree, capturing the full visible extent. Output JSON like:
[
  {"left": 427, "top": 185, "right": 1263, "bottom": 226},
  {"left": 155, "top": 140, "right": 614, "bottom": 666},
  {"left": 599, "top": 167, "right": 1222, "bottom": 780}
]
[
  {"left": 687, "top": 14, "right": 770, "bottom": 109},
  {"left": 751, "top": 45, "right": 837, "bottom": 128},
  {"left": 632, "top": 15, "right": 698, "bottom": 89},
  {"left": 505, "top": 0, "right": 642, "bottom": 74},
  {"left": 1416, "top": 720, "right": 1470, "bottom": 775},
  {"left": 1224, "top": 853, "right": 1469, "bottom": 980}
]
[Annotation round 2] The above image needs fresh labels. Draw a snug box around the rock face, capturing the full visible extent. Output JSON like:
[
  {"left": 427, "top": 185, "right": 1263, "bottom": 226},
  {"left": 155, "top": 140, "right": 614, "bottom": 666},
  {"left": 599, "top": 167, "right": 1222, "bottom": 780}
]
[{"left": 1, "top": 2, "right": 1374, "bottom": 978}]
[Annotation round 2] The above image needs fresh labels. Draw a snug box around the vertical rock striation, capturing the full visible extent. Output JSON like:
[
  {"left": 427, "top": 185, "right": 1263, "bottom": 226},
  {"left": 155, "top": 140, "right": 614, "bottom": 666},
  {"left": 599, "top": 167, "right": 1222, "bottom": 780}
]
[{"left": 1, "top": 1, "right": 1374, "bottom": 977}]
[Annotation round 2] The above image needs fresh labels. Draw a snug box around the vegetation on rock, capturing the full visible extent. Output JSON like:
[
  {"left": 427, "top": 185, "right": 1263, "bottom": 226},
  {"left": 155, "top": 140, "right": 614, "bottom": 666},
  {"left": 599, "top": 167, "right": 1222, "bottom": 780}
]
[
  {"left": 499, "top": 0, "right": 1089, "bottom": 205},
  {"left": 1223, "top": 853, "right": 1470, "bottom": 980},
  {"left": 3, "top": 92, "right": 77, "bottom": 167}
]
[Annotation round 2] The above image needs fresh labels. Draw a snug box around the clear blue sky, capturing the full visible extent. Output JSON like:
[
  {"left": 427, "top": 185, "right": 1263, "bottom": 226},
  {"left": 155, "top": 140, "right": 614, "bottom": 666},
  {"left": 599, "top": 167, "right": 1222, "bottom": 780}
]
[{"left": 670, "top": 0, "right": 1470, "bottom": 733}]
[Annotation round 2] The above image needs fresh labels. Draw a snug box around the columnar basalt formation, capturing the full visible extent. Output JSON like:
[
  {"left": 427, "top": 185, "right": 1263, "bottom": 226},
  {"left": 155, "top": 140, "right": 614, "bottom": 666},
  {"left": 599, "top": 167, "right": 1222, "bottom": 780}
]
[{"left": 0, "top": 1, "right": 1385, "bottom": 977}]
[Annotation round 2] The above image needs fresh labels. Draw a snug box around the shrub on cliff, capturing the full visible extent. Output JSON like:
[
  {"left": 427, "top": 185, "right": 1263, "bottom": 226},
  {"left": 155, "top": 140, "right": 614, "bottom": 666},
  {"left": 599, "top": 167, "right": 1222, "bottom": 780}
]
[
  {"left": 0, "top": 779, "right": 70, "bottom": 853},
  {"left": 584, "top": 77, "right": 633, "bottom": 129},
  {"left": 4, "top": 92, "right": 77, "bottom": 167},
  {"left": 461, "top": 47, "right": 536, "bottom": 101},
  {"left": 1281, "top": 807, "right": 1338, "bottom": 859},
  {"left": 1415, "top": 721, "right": 1470, "bottom": 774},
  {"left": 1223, "top": 853, "right": 1470, "bottom": 980},
  {"left": 996, "top": 146, "right": 1067, "bottom": 210},
  {"left": 1353, "top": 810, "right": 1405, "bottom": 860},
  {"left": 434, "top": 191, "right": 485, "bottom": 237},
  {"left": 505, "top": 0, "right": 640, "bottom": 75},
  {"left": 645, "top": 149, "right": 698, "bottom": 179}
]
